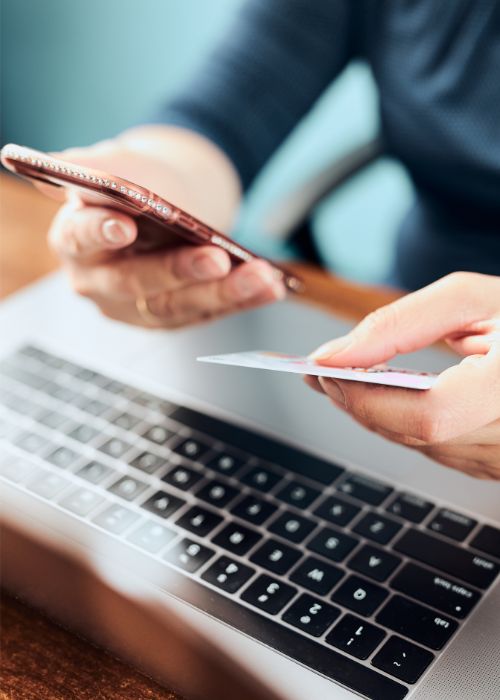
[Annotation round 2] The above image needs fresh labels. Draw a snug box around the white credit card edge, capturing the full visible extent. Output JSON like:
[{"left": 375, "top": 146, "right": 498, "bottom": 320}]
[{"left": 197, "top": 352, "right": 438, "bottom": 390}]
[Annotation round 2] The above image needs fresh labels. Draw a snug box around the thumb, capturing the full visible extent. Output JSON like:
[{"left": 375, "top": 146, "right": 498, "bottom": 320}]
[{"left": 311, "top": 272, "right": 500, "bottom": 367}]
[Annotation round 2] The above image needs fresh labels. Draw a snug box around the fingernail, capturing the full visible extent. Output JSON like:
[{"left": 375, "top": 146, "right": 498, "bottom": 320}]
[
  {"left": 191, "top": 252, "right": 229, "bottom": 280},
  {"left": 102, "top": 219, "right": 132, "bottom": 244},
  {"left": 310, "top": 335, "right": 352, "bottom": 361},
  {"left": 234, "top": 268, "right": 274, "bottom": 300},
  {"left": 325, "top": 380, "right": 346, "bottom": 407}
]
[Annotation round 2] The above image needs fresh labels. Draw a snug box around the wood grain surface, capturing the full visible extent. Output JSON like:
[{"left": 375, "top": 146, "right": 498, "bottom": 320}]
[{"left": 0, "top": 172, "right": 399, "bottom": 699}]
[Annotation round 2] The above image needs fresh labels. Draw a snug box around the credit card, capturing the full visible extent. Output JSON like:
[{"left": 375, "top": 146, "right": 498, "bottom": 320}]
[{"left": 197, "top": 350, "right": 439, "bottom": 390}]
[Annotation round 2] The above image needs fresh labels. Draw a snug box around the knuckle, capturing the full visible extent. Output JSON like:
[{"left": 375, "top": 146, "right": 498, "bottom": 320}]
[
  {"left": 358, "top": 303, "right": 400, "bottom": 338},
  {"left": 413, "top": 406, "right": 448, "bottom": 444},
  {"left": 103, "top": 264, "right": 134, "bottom": 298},
  {"left": 442, "top": 270, "right": 474, "bottom": 288}
]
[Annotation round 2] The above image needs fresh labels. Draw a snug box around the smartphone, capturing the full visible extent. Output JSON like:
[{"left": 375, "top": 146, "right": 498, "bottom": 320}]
[{"left": 1, "top": 144, "right": 303, "bottom": 293}]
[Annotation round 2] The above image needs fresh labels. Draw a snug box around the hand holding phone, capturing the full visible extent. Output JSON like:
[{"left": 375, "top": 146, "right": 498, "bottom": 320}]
[{"left": 2, "top": 139, "right": 300, "bottom": 328}]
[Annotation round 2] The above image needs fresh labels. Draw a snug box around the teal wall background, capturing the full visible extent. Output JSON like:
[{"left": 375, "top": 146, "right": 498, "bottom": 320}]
[{"left": 1, "top": 0, "right": 413, "bottom": 284}]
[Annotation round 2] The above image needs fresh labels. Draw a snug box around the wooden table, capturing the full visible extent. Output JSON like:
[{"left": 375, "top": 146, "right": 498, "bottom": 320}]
[{"left": 0, "top": 173, "right": 399, "bottom": 700}]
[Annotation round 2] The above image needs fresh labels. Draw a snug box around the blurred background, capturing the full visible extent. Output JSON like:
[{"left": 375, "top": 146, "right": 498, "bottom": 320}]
[{"left": 1, "top": 0, "right": 414, "bottom": 284}]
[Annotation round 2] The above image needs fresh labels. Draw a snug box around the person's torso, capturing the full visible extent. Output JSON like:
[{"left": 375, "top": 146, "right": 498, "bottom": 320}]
[{"left": 359, "top": 0, "right": 500, "bottom": 221}]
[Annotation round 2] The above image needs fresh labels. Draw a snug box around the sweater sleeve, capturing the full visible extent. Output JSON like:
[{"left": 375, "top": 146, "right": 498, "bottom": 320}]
[{"left": 152, "top": 0, "right": 355, "bottom": 189}]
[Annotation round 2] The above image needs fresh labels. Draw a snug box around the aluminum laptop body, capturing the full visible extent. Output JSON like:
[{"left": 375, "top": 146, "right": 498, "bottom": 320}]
[{"left": 1, "top": 272, "right": 499, "bottom": 700}]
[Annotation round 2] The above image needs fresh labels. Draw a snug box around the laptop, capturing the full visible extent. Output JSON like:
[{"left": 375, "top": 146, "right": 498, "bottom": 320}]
[{"left": 1, "top": 272, "right": 499, "bottom": 700}]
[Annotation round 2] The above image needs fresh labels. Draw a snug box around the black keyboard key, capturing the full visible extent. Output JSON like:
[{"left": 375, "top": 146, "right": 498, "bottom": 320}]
[
  {"left": 132, "top": 392, "right": 175, "bottom": 415},
  {"left": 76, "top": 460, "right": 114, "bottom": 485},
  {"left": 173, "top": 437, "right": 211, "bottom": 462},
  {"left": 241, "top": 465, "right": 282, "bottom": 493},
  {"left": 427, "top": 508, "right": 477, "bottom": 542},
  {"left": 46, "top": 445, "right": 79, "bottom": 469},
  {"left": 99, "top": 437, "right": 133, "bottom": 459},
  {"left": 141, "top": 424, "right": 175, "bottom": 445},
  {"left": 275, "top": 480, "right": 320, "bottom": 509},
  {"left": 212, "top": 522, "right": 261, "bottom": 556},
  {"left": 250, "top": 539, "right": 301, "bottom": 575},
  {"left": 141, "top": 490, "right": 185, "bottom": 518},
  {"left": 308, "top": 526, "right": 359, "bottom": 562},
  {"left": 110, "top": 411, "right": 141, "bottom": 431},
  {"left": 127, "top": 521, "right": 176, "bottom": 553},
  {"left": 75, "top": 367, "right": 100, "bottom": 382},
  {"left": 391, "top": 563, "right": 480, "bottom": 619},
  {"left": 68, "top": 424, "right": 100, "bottom": 443},
  {"left": 37, "top": 410, "right": 69, "bottom": 430},
  {"left": 282, "top": 594, "right": 340, "bottom": 637},
  {"left": 164, "top": 538, "right": 214, "bottom": 573},
  {"left": 51, "top": 385, "right": 79, "bottom": 403},
  {"left": 470, "top": 524, "right": 500, "bottom": 559},
  {"left": 348, "top": 545, "right": 402, "bottom": 582},
  {"left": 196, "top": 479, "right": 239, "bottom": 508},
  {"left": 230, "top": 494, "right": 277, "bottom": 525},
  {"left": 204, "top": 450, "right": 246, "bottom": 476},
  {"left": 241, "top": 575, "right": 296, "bottom": 615},
  {"left": 202, "top": 556, "right": 255, "bottom": 593},
  {"left": 326, "top": 614, "right": 386, "bottom": 660},
  {"left": 394, "top": 528, "right": 499, "bottom": 589},
  {"left": 176, "top": 505, "right": 223, "bottom": 537},
  {"left": 104, "top": 379, "right": 134, "bottom": 396},
  {"left": 171, "top": 406, "right": 344, "bottom": 486},
  {"left": 78, "top": 397, "right": 109, "bottom": 416},
  {"left": 129, "top": 451, "right": 166, "bottom": 475},
  {"left": 352, "top": 513, "right": 402, "bottom": 545},
  {"left": 268, "top": 512, "right": 317, "bottom": 543},
  {"left": 386, "top": 492, "right": 434, "bottom": 523},
  {"left": 372, "top": 636, "right": 434, "bottom": 685},
  {"left": 314, "top": 495, "right": 361, "bottom": 527},
  {"left": 376, "top": 595, "right": 457, "bottom": 650},
  {"left": 108, "top": 475, "right": 147, "bottom": 501},
  {"left": 332, "top": 575, "right": 388, "bottom": 616},
  {"left": 337, "top": 474, "right": 392, "bottom": 506},
  {"left": 14, "top": 431, "right": 50, "bottom": 455},
  {"left": 290, "top": 557, "right": 343, "bottom": 596},
  {"left": 162, "top": 464, "right": 202, "bottom": 491}
]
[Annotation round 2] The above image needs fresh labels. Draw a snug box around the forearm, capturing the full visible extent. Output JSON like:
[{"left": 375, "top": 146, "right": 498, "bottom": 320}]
[{"left": 119, "top": 124, "right": 242, "bottom": 232}]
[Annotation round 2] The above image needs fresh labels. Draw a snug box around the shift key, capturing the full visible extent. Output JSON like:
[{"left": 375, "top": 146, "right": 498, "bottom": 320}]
[{"left": 394, "top": 529, "right": 499, "bottom": 589}]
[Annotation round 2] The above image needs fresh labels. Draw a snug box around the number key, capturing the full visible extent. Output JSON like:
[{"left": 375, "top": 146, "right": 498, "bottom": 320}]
[
  {"left": 241, "top": 575, "right": 296, "bottom": 615},
  {"left": 352, "top": 513, "right": 402, "bottom": 545},
  {"left": 164, "top": 538, "right": 214, "bottom": 573},
  {"left": 241, "top": 465, "right": 282, "bottom": 492},
  {"left": 283, "top": 594, "right": 340, "bottom": 637},
  {"left": 314, "top": 495, "right": 361, "bottom": 527},
  {"left": 196, "top": 479, "right": 239, "bottom": 507},
  {"left": 202, "top": 556, "right": 255, "bottom": 593},
  {"left": 275, "top": 480, "right": 320, "bottom": 508},
  {"left": 231, "top": 494, "right": 277, "bottom": 525},
  {"left": 326, "top": 614, "right": 385, "bottom": 659}
]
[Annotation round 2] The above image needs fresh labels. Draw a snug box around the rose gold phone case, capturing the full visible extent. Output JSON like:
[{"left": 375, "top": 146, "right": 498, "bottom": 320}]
[{"left": 1, "top": 144, "right": 303, "bottom": 293}]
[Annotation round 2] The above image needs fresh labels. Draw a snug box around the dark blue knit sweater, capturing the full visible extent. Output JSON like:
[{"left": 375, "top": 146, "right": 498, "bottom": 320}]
[{"left": 157, "top": 0, "right": 500, "bottom": 289}]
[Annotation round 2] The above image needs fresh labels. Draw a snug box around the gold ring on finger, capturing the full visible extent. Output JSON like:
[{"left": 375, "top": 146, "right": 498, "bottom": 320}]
[{"left": 135, "top": 295, "right": 164, "bottom": 326}]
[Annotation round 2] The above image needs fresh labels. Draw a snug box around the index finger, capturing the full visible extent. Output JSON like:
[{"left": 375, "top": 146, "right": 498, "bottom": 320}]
[{"left": 48, "top": 200, "right": 137, "bottom": 259}]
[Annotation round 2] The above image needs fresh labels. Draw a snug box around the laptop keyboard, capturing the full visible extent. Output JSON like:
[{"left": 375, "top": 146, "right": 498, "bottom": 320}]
[{"left": 1, "top": 344, "right": 499, "bottom": 700}]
